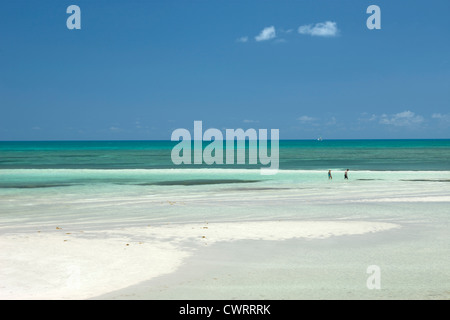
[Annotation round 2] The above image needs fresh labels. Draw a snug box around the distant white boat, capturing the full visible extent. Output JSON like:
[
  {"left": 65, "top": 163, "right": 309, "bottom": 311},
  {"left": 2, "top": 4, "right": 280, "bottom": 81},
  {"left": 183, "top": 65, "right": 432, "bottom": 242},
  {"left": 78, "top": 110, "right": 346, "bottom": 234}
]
[{"left": 317, "top": 137, "right": 323, "bottom": 141}]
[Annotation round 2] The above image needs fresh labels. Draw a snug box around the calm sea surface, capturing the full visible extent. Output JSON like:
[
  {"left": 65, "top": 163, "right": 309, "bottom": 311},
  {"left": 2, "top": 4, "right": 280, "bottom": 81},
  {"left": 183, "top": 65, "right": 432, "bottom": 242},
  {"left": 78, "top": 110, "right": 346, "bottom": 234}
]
[{"left": 1, "top": 139, "right": 449, "bottom": 171}]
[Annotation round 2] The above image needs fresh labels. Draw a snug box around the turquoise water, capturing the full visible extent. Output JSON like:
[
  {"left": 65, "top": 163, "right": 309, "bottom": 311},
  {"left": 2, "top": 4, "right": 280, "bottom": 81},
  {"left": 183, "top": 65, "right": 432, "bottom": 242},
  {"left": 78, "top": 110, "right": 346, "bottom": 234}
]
[
  {"left": 0, "top": 139, "right": 449, "bottom": 190},
  {"left": 1, "top": 139, "right": 449, "bottom": 190},
  {"left": 1, "top": 140, "right": 449, "bottom": 299},
  {"left": 1, "top": 139, "right": 449, "bottom": 170}
]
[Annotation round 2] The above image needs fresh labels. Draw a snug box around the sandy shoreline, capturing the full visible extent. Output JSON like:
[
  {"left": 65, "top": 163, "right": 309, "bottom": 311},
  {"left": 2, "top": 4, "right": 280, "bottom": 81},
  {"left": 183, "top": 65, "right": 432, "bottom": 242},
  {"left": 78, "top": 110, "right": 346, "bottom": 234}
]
[
  {"left": 1, "top": 170, "right": 449, "bottom": 300},
  {"left": 0, "top": 220, "right": 400, "bottom": 300},
  {"left": 96, "top": 224, "right": 449, "bottom": 300}
]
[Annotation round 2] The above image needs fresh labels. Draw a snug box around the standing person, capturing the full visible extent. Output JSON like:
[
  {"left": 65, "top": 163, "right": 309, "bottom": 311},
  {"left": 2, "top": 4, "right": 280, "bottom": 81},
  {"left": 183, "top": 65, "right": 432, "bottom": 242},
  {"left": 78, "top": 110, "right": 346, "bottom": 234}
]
[
  {"left": 328, "top": 170, "right": 332, "bottom": 180},
  {"left": 344, "top": 169, "right": 349, "bottom": 180}
]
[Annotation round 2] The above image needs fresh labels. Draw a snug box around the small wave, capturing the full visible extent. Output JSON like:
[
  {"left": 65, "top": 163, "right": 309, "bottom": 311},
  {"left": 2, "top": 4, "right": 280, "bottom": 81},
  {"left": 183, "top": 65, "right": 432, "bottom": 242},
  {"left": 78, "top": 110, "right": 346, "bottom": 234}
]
[
  {"left": 400, "top": 179, "right": 450, "bottom": 182},
  {"left": 223, "top": 187, "right": 293, "bottom": 191},
  {"left": 135, "top": 179, "right": 261, "bottom": 186},
  {"left": 0, "top": 183, "right": 78, "bottom": 189}
]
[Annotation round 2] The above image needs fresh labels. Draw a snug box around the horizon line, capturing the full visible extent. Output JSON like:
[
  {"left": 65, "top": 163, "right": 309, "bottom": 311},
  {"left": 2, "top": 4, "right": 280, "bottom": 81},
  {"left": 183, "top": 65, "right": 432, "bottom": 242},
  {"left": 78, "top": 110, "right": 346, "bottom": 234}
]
[{"left": 1, "top": 138, "right": 450, "bottom": 143}]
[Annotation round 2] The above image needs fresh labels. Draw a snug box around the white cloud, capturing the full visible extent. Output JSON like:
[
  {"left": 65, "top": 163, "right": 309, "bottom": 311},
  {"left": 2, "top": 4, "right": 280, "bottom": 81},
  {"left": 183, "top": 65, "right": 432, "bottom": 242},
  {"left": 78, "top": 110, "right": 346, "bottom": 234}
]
[
  {"left": 432, "top": 113, "right": 450, "bottom": 125},
  {"left": 243, "top": 119, "right": 259, "bottom": 123},
  {"left": 255, "top": 26, "right": 276, "bottom": 42},
  {"left": 236, "top": 36, "right": 248, "bottom": 43},
  {"left": 298, "top": 116, "right": 316, "bottom": 123},
  {"left": 432, "top": 113, "right": 449, "bottom": 120},
  {"left": 298, "top": 21, "right": 339, "bottom": 37},
  {"left": 109, "top": 126, "right": 122, "bottom": 132},
  {"left": 379, "top": 111, "right": 424, "bottom": 127},
  {"left": 358, "top": 113, "right": 379, "bottom": 122},
  {"left": 432, "top": 113, "right": 443, "bottom": 119}
]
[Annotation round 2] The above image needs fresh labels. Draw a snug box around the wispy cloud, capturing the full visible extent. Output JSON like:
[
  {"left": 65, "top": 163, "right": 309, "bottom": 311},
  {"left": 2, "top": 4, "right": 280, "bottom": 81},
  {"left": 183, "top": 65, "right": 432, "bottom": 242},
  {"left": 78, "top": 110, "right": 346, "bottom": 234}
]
[
  {"left": 298, "top": 115, "right": 316, "bottom": 123},
  {"left": 432, "top": 113, "right": 450, "bottom": 121},
  {"left": 255, "top": 26, "right": 276, "bottom": 42},
  {"left": 298, "top": 21, "right": 339, "bottom": 37},
  {"left": 378, "top": 111, "right": 424, "bottom": 127},
  {"left": 243, "top": 119, "right": 259, "bottom": 123},
  {"left": 236, "top": 36, "right": 248, "bottom": 43},
  {"left": 109, "top": 126, "right": 123, "bottom": 132},
  {"left": 280, "top": 28, "right": 294, "bottom": 34},
  {"left": 240, "top": 22, "right": 339, "bottom": 44},
  {"left": 432, "top": 113, "right": 450, "bottom": 126}
]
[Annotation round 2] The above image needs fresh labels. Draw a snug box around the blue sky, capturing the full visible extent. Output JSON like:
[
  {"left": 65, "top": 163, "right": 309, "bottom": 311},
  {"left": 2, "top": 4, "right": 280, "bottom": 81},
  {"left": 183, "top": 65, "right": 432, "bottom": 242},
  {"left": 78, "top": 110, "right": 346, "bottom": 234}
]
[{"left": 0, "top": 0, "right": 449, "bottom": 140}]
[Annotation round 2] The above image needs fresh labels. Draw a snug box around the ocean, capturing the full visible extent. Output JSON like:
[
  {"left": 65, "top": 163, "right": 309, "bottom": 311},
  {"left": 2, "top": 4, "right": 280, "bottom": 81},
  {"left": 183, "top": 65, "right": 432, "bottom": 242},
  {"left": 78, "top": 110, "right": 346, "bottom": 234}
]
[
  {"left": 0, "top": 139, "right": 449, "bottom": 192},
  {"left": 1, "top": 139, "right": 449, "bottom": 222},
  {"left": 1, "top": 139, "right": 449, "bottom": 170},
  {"left": 0, "top": 139, "right": 449, "bottom": 299}
]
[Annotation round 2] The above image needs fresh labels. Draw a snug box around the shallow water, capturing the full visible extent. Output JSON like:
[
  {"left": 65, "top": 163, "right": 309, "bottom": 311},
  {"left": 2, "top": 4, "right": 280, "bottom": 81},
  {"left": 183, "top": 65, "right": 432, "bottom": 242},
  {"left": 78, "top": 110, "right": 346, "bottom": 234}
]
[{"left": 0, "top": 140, "right": 449, "bottom": 299}]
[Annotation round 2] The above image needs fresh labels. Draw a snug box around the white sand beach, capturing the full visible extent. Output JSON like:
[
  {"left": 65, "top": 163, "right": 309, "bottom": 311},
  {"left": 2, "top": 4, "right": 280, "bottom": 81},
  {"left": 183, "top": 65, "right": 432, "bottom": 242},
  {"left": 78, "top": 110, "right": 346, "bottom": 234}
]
[
  {"left": 0, "top": 220, "right": 399, "bottom": 300},
  {"left": 1, "top": 169, "right": 449, "bottom": 300}
]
